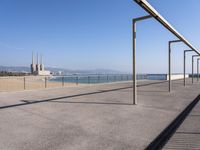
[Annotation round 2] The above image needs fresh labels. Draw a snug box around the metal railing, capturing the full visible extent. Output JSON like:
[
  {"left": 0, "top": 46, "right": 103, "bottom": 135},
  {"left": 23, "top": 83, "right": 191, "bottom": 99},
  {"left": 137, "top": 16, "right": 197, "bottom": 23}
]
[
  {"left": 0, "top": 74, "right": 132, "bottom": 92},
  {"left": 133, "top": 0, "right": 200, "bottom": 104}
]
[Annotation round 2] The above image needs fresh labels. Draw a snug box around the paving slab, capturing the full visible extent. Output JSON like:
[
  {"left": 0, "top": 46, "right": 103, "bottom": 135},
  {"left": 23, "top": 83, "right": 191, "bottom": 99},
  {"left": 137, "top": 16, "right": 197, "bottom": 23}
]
[{"left": 0, "top": 79, "right": 200, "bottom": 150}]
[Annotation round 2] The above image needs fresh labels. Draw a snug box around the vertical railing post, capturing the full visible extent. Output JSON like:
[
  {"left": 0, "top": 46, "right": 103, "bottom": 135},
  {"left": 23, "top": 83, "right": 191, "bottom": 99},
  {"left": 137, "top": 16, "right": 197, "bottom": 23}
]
[
  {"left": 133, "top": 19, "right": 137, "bottom": 104},
  {"left": 168, "top": 42, "right": 171, "bottom": 92},
  {"left": 88, "top": 76, "right": 90, "bottom": 84},
  {"left": 184, "top": 51, "right": 186, "bottom": 86},
  {"left": 107, "top": 75, "right": 109, "bottom": 82},
  {"left": 45, "top": 77, "right": 47, "bottom": 88},
  {"left": 132, "top": 15, "right": 152, "bottom": 105},
  {"left": 184, "top": 50, "right": 193, "bottom": 86},
  {"left": 62, "top": 77, "right": 64, "bottom": 87},
  {"left": 24, "top": 77, "right": 26, "bottom": 90},
  {"left": 192, "top": 56, "right": 194, "bottom": 84},
  {"left": 197, "top": 59, "right": 199, "bottom": 82},
  {"left": 168, "top": 40, "right": 182, "bottom": 92},
  {"left": 76, "top": 76, "right": 78, "bottom": 85},
  {"left": 98, "top": 75, "right": 100, "bottom": 83},
  {"left": 192, "top": 55, "right": 200, "bottom": 84}
]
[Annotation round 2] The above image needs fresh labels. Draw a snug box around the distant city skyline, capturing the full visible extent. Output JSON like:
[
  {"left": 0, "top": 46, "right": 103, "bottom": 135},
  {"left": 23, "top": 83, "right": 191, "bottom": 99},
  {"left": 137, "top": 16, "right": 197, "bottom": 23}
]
[{"left": 0, "top": 0, "right": 200, "bottom": 73}]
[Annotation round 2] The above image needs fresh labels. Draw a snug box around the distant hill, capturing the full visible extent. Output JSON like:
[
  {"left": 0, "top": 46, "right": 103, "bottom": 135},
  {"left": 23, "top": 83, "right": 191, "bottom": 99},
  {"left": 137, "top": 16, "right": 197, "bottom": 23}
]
[
  {"left": 0, "top": 66, "right": 30, "bottom": 73},
  {"left": 0, "top": 66, "right": 125, "bottom": 75}
]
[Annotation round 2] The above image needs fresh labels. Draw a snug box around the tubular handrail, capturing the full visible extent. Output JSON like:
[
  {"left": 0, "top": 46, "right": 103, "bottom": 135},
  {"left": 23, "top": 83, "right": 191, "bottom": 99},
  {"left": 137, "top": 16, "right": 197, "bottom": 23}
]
[{"left": 134, "top": 0, "right": 200, "bottom": 55}]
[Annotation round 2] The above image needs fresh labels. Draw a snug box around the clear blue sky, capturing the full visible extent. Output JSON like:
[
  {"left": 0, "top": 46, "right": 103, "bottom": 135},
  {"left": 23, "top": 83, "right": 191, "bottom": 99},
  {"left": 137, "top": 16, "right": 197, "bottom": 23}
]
[{"left": 0, "top": 0, "right": 199, "bottom": 73}]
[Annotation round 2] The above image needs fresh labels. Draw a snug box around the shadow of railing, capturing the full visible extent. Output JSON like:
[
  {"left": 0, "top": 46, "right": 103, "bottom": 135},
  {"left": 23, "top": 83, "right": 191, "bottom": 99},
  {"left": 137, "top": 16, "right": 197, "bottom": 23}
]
[
  {"left": 0, "top": 80, "right": 175, "bottom": 110},
  {"left": 0, "top": 86, "right": 133, "bottom": 110},
  {"left": 49, "top": 101, "right": 131, "bottom": 106},
  {"left": 137, "top": 80, "right": 167, "bottom": 87}
]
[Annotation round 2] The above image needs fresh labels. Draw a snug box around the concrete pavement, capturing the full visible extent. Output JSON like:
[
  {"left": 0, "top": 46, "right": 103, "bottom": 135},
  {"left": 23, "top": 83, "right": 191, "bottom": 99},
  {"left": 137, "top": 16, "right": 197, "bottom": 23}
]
[{"left": 0, "top": 79, "right": 200, "bottom": 150}]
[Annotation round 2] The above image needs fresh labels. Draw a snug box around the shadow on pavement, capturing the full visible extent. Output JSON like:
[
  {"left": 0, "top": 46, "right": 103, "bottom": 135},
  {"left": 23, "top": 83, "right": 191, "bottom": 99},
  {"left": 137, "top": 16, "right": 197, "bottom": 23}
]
[
  {"left": 0, "top": 80, "right": 174, "bottom": 110},
  {"left": 0, "top": 86, "right": 133, "bottom": 110}
]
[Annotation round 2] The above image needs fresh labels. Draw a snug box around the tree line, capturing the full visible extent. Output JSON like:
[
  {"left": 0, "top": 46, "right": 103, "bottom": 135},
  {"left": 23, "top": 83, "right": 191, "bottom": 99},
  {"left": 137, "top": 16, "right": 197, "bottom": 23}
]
[{"left": 0, "top": 71, "right": 29, "bottom": 76}]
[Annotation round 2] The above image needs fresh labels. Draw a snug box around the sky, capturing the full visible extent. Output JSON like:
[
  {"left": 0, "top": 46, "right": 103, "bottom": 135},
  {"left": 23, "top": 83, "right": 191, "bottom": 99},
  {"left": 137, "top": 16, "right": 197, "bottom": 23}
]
[{"left": 0, "top": 0, "right": 200, "bottom": 73}]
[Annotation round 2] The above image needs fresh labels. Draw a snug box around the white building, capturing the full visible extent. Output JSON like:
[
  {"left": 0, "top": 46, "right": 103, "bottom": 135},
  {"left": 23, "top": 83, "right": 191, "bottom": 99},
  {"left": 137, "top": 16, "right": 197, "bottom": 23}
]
[{"left": 31, "top": 52, "right": 51, "bottom": 76}]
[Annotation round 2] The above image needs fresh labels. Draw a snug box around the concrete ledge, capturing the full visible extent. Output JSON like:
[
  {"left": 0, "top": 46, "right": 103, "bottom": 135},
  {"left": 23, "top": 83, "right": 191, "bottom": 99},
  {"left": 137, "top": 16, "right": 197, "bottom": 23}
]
[{"left": 166, "top": 74, "right": 189, "bottom": 80}]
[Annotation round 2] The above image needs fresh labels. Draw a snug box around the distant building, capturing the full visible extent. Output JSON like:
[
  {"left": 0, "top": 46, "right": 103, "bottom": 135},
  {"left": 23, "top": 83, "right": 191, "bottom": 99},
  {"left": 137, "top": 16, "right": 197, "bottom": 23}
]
[
  {"left": 31, "top": 52, "right": 51, "bottom": 76},
  {"left": 58, "top": 71, "right": 63, "bottom": 75}
]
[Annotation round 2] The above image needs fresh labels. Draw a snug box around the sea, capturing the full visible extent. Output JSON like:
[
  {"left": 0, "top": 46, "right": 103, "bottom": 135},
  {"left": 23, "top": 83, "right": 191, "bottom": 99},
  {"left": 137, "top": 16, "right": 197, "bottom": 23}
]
[{"left": 49, "top": 74, "right": 167, "bottom": 84}]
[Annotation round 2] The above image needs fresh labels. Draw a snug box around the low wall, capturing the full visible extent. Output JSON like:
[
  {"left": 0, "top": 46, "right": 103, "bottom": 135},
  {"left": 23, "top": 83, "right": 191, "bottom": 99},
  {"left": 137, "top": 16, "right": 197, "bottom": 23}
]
[
  {"left": 166, "top": 74, "right": 189, "bottom": 80},
  {"left": 139, "top": 74, "right": 189, "bottom": 80}
]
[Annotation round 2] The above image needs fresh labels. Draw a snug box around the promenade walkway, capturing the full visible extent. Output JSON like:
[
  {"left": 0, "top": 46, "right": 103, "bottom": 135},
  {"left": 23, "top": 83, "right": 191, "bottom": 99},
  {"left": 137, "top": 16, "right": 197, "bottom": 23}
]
[
  {"left": 163, "top": 93, "right": 200, "bottom": 150},
  {"left": 0, "top": 79, "right": 199, "bottom": 150}
]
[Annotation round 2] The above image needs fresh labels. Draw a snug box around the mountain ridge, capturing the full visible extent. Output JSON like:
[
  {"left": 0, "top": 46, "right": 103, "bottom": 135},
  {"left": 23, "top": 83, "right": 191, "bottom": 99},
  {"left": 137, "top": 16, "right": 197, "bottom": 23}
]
[{"left": 0, "top": 65, "right": 126, "bottom": 75}]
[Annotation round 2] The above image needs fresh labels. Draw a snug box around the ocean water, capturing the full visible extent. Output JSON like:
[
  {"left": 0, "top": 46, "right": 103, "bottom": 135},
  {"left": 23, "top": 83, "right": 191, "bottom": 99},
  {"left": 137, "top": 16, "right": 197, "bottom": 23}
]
[
  {"left": 146, "top": 74, "right": 167, "bottom": 80},
  {"left": 49, "top": 74, "right": 167, "bottom": 84},
  {"left": 49, "top": 75, "right": 132, "bottom": 84}
]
